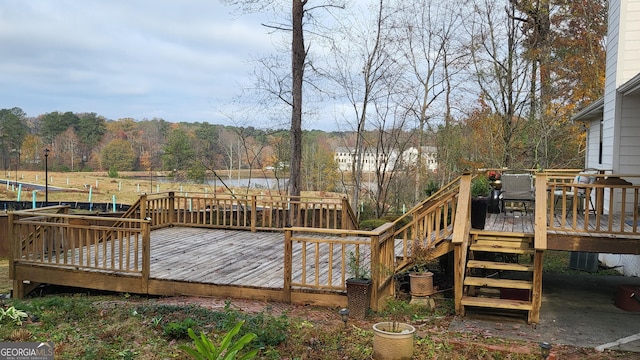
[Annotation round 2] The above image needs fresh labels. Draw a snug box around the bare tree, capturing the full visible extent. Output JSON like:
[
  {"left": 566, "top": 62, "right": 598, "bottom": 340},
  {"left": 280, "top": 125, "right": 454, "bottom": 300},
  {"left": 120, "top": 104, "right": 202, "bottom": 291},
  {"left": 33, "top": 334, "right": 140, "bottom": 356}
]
[
  {"left": 395, "top": 0, "right": 469, "bottom": 199},
  {"left": 223, "top": 0, "right": 343, "bottom": 225},
  {"left": 328, "top": 0, "right": 401, "bottom": 218},
  {"left": 467, "top": 0, "right": 531, "bottom": 168}
]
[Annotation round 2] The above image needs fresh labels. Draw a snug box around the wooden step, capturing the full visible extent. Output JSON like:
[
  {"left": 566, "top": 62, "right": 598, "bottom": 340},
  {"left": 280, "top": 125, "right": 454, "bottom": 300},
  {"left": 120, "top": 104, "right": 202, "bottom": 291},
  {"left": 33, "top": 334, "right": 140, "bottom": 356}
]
[
  {"left": 464, "top": 277, "right": 533, "bottom": 290},
  {"left": 467, "top": 260, "right": 534, "bottom": 272},
  {"left": 474, "top": 239, "right": 532, "bottom": 249},
  {"left": 474, "top": 234, "right": 533, "bottom": 243},
  {"left": 470, "top": 230, "right": 531, "bottom": 238},
  {"left": 469, "top": 245, "right": 534, "bottom": 255},
  {"left": 461, "top": 295, "right": 532, "bottom": 311}
]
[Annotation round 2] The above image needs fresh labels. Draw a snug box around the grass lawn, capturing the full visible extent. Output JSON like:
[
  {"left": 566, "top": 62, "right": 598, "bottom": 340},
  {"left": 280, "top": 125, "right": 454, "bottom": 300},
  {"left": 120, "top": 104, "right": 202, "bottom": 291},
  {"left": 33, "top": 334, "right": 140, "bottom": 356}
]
[{"left": 0, "top": 255, "right": 632, "bottom": 359}]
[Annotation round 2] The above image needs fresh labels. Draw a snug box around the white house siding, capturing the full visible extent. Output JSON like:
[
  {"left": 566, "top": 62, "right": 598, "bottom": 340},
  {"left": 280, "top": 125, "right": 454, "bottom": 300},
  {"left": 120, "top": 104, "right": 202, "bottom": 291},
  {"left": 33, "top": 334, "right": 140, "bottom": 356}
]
[
  {"left": 599, "top": 253, "right": 640, "bottom": 276},
  {"left": 601, "top": 0, "right": 621, "bottom": 173},
  {"left": 585, "top": 119, "right": 601, "bottom": 169},
  {"left": 619, "top": 95, "right": 640, "bottom": 177},
  {"left": 598, "top": 0, "right": 640, "bottom": 274},
  {"left": 619, "top": 0, "right": 640, "bottom": 83}
]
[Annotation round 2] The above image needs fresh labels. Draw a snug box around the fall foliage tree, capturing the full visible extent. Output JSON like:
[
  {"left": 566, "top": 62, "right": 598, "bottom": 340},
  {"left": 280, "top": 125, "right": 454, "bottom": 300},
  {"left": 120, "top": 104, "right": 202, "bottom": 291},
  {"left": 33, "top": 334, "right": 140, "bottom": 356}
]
[{"left": 101, "top": 138, "right": 136, "bottom": 172}]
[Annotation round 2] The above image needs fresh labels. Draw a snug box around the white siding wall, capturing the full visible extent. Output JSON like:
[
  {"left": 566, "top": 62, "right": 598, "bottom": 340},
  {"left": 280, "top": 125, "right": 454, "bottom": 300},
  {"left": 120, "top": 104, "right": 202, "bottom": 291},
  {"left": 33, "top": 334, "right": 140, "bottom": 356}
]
[
  {"left": 585, "top": 118, "right": 601, "bottom": 169},
  {"left": 599, "top": 254, "right": 640, "bottom": 276},
  {"left": 602, "top": 0, "right": 621, "bottom": 172},
  {"left": 619, "top": 95, "right": 640, "bottom": 177},
  {"left": 599, "top": 0, "right": 640, "bottom": 273},
  {"left": 619, "top": 0, "right": 640, "bottom": 84}
]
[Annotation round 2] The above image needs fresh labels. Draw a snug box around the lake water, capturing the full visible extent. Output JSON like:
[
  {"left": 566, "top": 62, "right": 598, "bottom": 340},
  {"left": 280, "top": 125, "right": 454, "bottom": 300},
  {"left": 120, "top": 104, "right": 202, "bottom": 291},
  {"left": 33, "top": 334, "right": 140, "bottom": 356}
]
[{"left": 155, "top": 176, "right": 288, "bottom": 189}]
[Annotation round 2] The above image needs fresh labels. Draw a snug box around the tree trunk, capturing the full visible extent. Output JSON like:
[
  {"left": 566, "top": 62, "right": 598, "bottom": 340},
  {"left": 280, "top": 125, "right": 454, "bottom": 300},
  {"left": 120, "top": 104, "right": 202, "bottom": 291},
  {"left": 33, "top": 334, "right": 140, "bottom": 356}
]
[{"left": 289, "top": 0, "right": 305, "bottom": 225}]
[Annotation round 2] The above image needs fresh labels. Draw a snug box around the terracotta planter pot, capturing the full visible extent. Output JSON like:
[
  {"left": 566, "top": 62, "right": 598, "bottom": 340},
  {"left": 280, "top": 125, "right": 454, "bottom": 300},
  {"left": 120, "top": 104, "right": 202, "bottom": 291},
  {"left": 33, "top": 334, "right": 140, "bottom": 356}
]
[
  {"left": 372, "top": 322, "right": 415, "bottom": 360},
  {"left": 409, "top": 271, "right": 434, "bottom": 296}
]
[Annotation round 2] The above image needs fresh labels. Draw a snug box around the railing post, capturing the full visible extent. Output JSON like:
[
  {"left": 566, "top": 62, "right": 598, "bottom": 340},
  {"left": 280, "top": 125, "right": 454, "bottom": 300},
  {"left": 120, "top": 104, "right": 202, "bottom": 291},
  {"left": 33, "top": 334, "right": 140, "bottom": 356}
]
[
  {"left": 251, "top": 195, "right": 257, "bottom": 232},
  {"left": 8, "top": 212, "right": 15, "bottom": 285},
  {"left": 341, "top": 197, "right": 350, "bottom": 230},
  {"left": 534, "top": 173, "right": 548, "bottom": 250},
  {"left": 139, "top": 194, "right": 147, "bottom": 221},
  {"left": 452, "top": 171, "right": 472, "bottom": 316},
  {"left": 168, "top": 192, "right": 175, "bottom": 225},
  {"left": 283, "top": 228, "right": 293, "bottom": 303},
  {"left": 142, "top": 220, "right": 150, "bottom": 293},
  {"left": 370, "top": 233, "right": 380, "bottom": 311}
]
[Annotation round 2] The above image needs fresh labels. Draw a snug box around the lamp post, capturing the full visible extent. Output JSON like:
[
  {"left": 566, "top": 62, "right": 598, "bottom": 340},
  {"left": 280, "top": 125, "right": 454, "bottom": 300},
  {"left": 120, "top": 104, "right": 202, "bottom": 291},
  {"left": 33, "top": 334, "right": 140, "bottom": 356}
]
[
  {"left": 11, "top": 149, "right": 19, "bottom": 187},
  {"left": 539, "top": 342, "right": 551, "bottom": 359},
  {"left": 44, "top": 148, "right": 50, "bottom": 206},
  {"left": 338, "top": 308, "right": 350, "bottom": 328}
]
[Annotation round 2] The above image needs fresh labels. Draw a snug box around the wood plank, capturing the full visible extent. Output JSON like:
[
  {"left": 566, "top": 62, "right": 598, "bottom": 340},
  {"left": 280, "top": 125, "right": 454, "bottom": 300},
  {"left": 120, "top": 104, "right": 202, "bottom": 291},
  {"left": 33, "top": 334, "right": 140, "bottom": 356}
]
[
  {"left": 469, "top": 245, "right": 534, "bottom": 255},
  {"left": 467, "top": 260, "right": 534, "bottom": 272},
  {"left": 461, "top": 296, "right": 532, "bottom": 310},
  {"left": 464, "top": 277, "right": 533, "bottom": 289},
  {"left": 474, "top": 239, "right": 532, "bottom": 249}
]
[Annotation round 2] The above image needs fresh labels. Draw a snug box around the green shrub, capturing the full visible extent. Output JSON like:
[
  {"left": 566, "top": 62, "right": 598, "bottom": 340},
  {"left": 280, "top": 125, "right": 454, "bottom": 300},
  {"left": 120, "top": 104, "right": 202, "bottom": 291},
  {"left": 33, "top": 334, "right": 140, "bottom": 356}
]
[
  {"left": 359, "top": 219, "right": 387, "bottom": 231},
  {"left": 424, "top": 180, "right": 440, "bottom": 197},
  {"left": 108, "top": 167, "right": 119, "bottom": 178},
  {"left": 180, "top": 320, "right": 258, "bottom": 360},
  {"left": 471, "top": 175, "right": 491, "bottom": 197},
  {"left": 164, "top": 318, "right": 198, "bottom": 339}
]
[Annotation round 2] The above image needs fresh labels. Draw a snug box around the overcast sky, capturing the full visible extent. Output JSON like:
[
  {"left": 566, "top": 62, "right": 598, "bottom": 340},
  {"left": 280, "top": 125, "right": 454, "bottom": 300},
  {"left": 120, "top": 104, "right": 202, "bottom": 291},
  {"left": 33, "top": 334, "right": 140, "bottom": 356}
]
[{"left": 0, "top": 1, "right": 318, "bottom": 130}]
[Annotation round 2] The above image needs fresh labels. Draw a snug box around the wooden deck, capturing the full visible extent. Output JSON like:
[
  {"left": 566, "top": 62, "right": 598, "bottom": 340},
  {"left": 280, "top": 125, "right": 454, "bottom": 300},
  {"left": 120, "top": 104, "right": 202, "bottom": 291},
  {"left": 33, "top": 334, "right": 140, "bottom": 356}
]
[
  {"left": 9, "top": 175, "right": 640, "bottom": 319},
  {"left": 150, "top": 227, "right": 286, "bottom": 287},
  {"left": 149, "top": 227, "right": 362, "bottom": 289},
  {"left": 484, "top": 211, "right": 640, "bottom": 254},
  {"left": 484, "top": 212, "right": 535, "bottom": 234},
  {"left": 14, "top": 225, "right": 401, "bottom": 306}
]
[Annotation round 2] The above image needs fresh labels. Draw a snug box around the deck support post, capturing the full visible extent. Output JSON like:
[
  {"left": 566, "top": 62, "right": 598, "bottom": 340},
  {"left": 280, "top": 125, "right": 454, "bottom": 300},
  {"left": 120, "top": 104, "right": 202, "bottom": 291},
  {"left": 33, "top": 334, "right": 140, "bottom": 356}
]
[
  {"left": 142, "top": 221, "right": 151, "bottom": 293},
  {"left": 452, "top": 172, "right": 472, "bottom": 315},
  {"left": 8, "top": 212, "right": 22, "bottom": 298},
  {"left": 529, "top": 249, "right": 544, "bottom": 323},
  {"left": 283, "top": 228, "right": 293, "bottom": 303}
]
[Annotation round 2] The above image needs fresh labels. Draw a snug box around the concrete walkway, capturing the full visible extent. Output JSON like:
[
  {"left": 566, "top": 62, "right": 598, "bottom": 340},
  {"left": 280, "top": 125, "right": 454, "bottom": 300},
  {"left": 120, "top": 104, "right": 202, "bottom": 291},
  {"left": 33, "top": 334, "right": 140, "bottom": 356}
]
[{"left": 449, "top": 273, "right": 640, "bottom": 353}]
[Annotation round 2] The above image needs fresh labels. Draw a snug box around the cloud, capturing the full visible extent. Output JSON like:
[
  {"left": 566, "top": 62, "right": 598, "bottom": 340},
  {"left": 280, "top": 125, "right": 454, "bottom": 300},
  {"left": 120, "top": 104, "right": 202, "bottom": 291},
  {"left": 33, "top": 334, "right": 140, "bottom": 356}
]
[{"left": 0, "top": 0, "right": 279, "bottom": 126}]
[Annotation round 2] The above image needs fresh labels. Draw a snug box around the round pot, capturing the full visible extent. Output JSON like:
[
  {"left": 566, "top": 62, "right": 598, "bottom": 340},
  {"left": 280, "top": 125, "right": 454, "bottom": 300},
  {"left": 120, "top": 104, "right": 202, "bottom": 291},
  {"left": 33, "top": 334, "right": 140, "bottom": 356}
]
[
  {"left": 409, "top": 271, "right": 434, "bottom": 296},
  {"left": 372, "top": 322, "right": 415, "bottom": 360}
]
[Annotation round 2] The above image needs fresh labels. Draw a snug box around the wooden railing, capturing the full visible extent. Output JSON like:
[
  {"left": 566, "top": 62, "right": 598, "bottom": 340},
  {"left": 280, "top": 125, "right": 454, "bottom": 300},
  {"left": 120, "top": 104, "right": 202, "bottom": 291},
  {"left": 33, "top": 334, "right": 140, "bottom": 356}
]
[
  {"left": 539, "top": 173, "right": 640, "bottom": 240},
  {"left": 129, "top": 192, "right": 355, "bottom": 232},
  {"left": 391, "top": 176, "right": 462, "bottom": 271},
  {"left": 9, "top": 211, "right": 150, "bottom": 276},
  {"left": 283, "top": 175, "right": 465, "bottom": 310},
  {"left": 284, "top": 223, "right": 395, "bottom": 311}
]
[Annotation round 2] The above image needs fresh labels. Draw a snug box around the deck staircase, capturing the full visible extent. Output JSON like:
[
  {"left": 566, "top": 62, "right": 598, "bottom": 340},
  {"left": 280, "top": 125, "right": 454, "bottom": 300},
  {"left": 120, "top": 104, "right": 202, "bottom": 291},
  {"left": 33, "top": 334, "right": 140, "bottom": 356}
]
[{"left": 461, "top": 231, "right": 539, "bottom": 321}]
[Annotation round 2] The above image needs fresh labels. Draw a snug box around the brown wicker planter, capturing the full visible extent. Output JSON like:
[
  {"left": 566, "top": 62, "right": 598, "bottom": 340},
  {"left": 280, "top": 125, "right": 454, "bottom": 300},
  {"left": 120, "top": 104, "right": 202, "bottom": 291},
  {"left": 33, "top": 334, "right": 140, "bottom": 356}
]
[
  {"left": 409, "top": 271, "right": 434, "bottom": 297},
  {"left": 346, "top": 278, "right": 372, "bottom": 319},
  {"left": 372, "top": 322, "right": 415, "bottom": 360}
]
